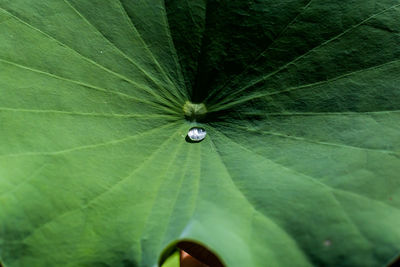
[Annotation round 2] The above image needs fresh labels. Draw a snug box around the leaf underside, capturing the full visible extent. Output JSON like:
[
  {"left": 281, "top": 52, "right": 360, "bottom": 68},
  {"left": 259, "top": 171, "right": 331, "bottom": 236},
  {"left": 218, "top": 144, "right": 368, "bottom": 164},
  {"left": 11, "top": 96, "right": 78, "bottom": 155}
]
[{"left": 0, "top": 0, "right": 400, "bottom": 266}]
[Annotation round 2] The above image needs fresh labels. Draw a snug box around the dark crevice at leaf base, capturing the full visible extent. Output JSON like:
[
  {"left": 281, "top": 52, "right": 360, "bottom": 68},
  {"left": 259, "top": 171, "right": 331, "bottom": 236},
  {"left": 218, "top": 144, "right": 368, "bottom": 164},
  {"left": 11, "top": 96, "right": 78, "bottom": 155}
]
[
  {"left": 178, "top": 241, "right": 225, "bottom": 267},
  {"left": 159, "top": 240, "right": 225, "bottom": 267},
  {"left": 388, "top": 255, "right": 400, "bottom": 267}
]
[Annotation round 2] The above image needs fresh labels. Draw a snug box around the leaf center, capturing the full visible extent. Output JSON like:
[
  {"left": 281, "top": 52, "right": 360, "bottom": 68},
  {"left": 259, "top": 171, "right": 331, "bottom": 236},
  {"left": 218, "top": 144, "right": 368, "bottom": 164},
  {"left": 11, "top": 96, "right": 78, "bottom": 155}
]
[{"left": 183, "top": 101, "right": 207, "bottom": 121}]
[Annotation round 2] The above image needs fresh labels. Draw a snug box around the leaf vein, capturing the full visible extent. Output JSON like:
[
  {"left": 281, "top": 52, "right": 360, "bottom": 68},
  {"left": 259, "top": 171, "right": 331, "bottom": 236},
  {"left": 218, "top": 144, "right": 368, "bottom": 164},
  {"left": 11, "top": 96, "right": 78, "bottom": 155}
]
[
  {"left": 0, "top": 6, "right": 176, "bottom": 109},
  {"left": 218, "top": 3, "right": 400, "bottom": 103},
  {"left": 0, "top": 122, "right": 178, "bottom": 158},
  {"left": 16, "top": 126, "right": 185, "bottom": 244}
]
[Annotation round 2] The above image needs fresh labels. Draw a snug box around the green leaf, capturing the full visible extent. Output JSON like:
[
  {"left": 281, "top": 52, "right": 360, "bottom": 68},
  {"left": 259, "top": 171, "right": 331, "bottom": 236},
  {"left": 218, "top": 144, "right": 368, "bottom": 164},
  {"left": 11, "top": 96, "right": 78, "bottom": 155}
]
[
  {"left": 1, "top": 0, "right": 400, "bottom": 266},
  {"left": 161, "top": 251, "right": 179, "bottom": 267}
]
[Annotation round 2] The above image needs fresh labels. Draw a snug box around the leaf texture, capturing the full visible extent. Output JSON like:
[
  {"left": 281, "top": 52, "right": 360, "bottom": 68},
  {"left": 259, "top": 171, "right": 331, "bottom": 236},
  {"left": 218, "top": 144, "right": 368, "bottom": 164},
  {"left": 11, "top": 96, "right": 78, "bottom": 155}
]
[{"left": 0, "top": 1, "right": 400, "bottom": 266}]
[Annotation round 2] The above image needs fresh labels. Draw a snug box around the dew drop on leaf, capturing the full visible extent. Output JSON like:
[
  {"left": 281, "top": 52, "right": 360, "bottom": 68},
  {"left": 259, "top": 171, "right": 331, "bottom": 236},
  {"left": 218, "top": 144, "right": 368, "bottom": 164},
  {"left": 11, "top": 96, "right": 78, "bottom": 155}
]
[{"left": 187, "top": 127, "right": 206, "bottom": 142}]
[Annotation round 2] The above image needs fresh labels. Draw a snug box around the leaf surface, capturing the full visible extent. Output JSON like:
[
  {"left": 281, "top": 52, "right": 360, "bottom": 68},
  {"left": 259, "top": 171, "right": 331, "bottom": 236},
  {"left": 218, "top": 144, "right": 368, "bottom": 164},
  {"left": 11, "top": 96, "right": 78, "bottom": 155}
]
[{"left": 1, "top": 1, "right": 400, "bottom": 266}]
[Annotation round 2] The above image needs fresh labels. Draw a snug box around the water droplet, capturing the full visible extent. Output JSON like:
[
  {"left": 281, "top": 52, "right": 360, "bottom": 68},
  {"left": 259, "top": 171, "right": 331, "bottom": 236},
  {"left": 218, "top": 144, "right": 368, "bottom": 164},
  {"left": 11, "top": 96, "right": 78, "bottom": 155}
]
[
  {"left": 187, "top": 127, "right": 206, "bottom": 142},
  {"left": 323, "top": 240, "right": 332, "bottom": 247}
]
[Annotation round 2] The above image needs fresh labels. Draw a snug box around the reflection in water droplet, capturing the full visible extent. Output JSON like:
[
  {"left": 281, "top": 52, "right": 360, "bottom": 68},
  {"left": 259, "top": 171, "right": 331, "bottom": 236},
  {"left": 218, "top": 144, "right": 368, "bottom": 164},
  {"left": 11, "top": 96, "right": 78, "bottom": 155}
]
[{"left": 187, "top": 127, "right": 206, "bottom": 142}]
